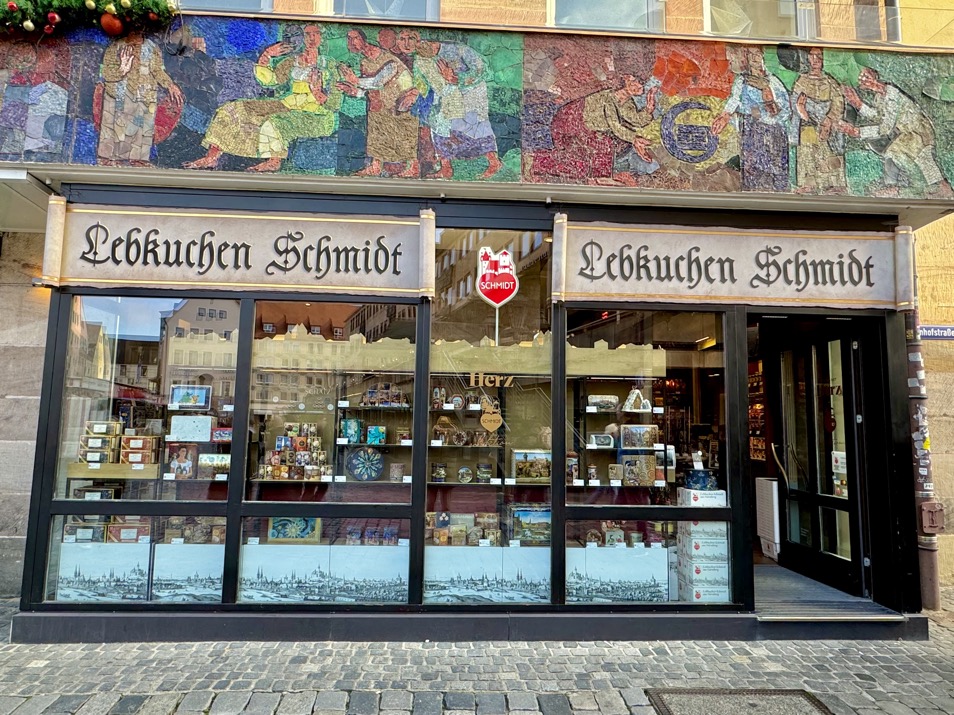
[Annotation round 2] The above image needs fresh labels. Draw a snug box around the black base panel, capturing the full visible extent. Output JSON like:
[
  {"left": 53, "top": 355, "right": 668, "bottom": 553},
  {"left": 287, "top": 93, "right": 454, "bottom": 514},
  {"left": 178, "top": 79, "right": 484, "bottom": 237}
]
[{"left": 10, "top": 612, "right": 930, "bottom": 643}]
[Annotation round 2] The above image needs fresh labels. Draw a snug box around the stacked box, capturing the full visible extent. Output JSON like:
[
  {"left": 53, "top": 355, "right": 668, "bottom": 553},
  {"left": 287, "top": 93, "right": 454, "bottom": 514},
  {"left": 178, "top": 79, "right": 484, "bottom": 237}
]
[
  {"left": 667, "top": 546, "right": 679, "bottom": 601},
  {"left": 86, "top": 421, "right": 123, "bottom": 436},
  {"left": 677, "top": 530, "right": 730, "bottom": 603},
  {"left": 677, "top": 488, "right": 727, "bottom": 507}
]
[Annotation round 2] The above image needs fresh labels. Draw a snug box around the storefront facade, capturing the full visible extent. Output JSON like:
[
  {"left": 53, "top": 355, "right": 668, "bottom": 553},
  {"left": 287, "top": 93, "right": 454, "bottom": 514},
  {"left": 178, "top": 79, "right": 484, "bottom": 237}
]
[
  {"left": 0, "top": 6, "right": 951, "bottom": 641},
  {"left": 8, "top": 183, "right": 925, "bottom": 642}
]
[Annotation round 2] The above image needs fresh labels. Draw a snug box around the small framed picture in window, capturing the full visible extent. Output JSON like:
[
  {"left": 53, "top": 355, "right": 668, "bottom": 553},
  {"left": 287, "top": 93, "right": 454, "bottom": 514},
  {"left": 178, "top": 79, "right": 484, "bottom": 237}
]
[
  {"left": 587, "top": 433, "right": 615, "bottom": 449},
  {"left": 168, "top": 385, "right": 212, "bottom": 411}
]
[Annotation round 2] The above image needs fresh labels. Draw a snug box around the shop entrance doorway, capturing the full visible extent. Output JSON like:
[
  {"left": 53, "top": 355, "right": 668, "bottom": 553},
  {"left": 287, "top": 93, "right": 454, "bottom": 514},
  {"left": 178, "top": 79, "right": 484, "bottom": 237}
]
[{"left": 750, "top": 315, "right": 885, "bottom": 600}]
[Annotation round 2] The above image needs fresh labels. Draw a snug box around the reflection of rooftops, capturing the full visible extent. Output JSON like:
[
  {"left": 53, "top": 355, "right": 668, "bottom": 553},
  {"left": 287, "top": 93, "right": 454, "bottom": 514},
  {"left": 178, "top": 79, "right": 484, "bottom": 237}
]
[{"left": 256, "top": 302, "right": 358, "bottom": 340}]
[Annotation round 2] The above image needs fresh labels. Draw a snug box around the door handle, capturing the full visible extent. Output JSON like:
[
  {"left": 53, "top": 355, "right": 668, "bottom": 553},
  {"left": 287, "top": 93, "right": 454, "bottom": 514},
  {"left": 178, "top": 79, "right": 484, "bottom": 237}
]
[{"left": 771, "top": 442, "right": 790, "bottom": 486}]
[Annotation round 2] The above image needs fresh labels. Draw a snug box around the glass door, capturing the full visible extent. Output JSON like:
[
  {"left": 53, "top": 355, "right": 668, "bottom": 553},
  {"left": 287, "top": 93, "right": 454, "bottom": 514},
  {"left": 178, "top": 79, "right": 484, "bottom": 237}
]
[{"left": 762, "top": 318, "right": 869, "bottom": 597}]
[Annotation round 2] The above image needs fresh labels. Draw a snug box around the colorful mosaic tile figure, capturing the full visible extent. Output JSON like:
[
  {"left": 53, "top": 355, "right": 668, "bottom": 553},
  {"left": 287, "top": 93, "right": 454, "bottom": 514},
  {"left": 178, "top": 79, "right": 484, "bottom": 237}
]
[
  {"left": 399, "top": 30, "right": 503, "bottom": 179},
  {"left": 338, "top": 28, "right": 419, "bottom": 178},
  {"left": 531, "top": 74, "right": 659, "bottom": 185},
  {"left": 96, "top": 33, "right": 183, "bottom": 166},
  {"left": 185, "top": 24, "right": 342, "bottom": 172},
  {"left": 785, "top": 47, "right": 849, "bottom": 194},
  {"left": 712, "top": 46, "right": 791, "bottom": 192},
  {"left": 842, "top": 67, "right": 952, "bottom": 198}
]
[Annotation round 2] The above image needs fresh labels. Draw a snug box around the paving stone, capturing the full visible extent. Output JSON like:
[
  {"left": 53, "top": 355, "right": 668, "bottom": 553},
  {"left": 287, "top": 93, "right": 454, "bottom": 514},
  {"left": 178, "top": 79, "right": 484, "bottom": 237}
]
[
  {"left": 507, "top": 695, "right": 539, "bottom": 712},
  {"left": 314, "top": 694, "right": 348, "bottom": 713},
  {"left": 108, "top": 697, "right": 149, "bottom": 715},
  {"left": 12, "top": 696, "right": 59, "bottom": 715},
  {"left": 475, "top": 694, "right": 506, "bottom": 715},
  {"left": 880, "top": 704, "right": 919, "bottom": 715},
  {"left": 276, "top": 694, "right": 316, "bottom": 715},
  {"left": 380, "top": 694, "right": 412, "bottom": 712},
  {"left": 380, "top": 711, "right": 410, "bottom": 715},
  {"left": 627, "top": 709, "right": 655, "bottom": 715},
  {"left": 0, "top": 700, "right": 25, "bottom": 715},
  {"left": 593, "top": 692, "right": 626, "bottom": 715},
  {"left": 412, "top": 693, "right": 442, "bottom": 715},
  {"left": 347, "top": 693, "right": 378, "bottom": 715},
  {"left": 444, "top": 694, "right": 475, "bottom": 711},
  {"left": 244, "top": 695, "right": 281, "bottom": 715},
  {"left": 75, "top": 695, "right": 123, "bottom": 715},
  {"left": 210, "top": 694, "right": 252, "bottom": 715},
  {"left": 567, "top": 694, "right": 598, "bottom": 711},
  {"left": 536, "top": 695, "right": 570, "bottom": 715},
  {"left": 928, "top": 698, "right": 954, "bottom": 715},
  {"left": 617, "top": 691, "right": 649, "bottom": 710},
  {"left": 46, "top": 696, "right": 90, "bottom": 714},
  {"left": 136, "top": 695, "right": 181, "bottom": 715},
  {"left": 178, "top": 693, "right": 215, "bottom": 714}
]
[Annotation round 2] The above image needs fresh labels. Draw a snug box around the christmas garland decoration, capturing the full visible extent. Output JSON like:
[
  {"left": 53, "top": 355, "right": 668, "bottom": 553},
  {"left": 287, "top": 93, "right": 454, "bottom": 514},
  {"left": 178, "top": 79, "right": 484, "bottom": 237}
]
[{"left": 1, "top": 0, "right": 176, "bottom": 37}]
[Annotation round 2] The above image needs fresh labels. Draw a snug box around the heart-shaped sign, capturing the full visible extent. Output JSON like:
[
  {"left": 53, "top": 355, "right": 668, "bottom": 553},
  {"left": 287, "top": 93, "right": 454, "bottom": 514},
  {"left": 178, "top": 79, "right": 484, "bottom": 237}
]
[
  {"left": 480, "top": 411, "right": 503, "bottom": 432},
  {"left": 476, "top": 247, "right": 519, "bottom": 309}
]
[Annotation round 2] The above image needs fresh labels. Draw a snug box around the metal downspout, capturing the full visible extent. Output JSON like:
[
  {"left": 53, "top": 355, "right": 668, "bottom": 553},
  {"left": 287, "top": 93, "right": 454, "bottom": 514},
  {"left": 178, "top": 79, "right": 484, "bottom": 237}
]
[{"left": 905, "top": 235, "right": 943, "bottom": 611}]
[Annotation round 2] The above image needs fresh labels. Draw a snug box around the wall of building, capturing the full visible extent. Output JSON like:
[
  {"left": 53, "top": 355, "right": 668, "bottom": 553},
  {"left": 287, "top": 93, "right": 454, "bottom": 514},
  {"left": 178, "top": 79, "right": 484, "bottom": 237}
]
[
  {"left": 0, "top": 232, "right": 49, "bottom": 596},
  {"left": 900, "top": 0, "right": 954, "bottom": 47}
]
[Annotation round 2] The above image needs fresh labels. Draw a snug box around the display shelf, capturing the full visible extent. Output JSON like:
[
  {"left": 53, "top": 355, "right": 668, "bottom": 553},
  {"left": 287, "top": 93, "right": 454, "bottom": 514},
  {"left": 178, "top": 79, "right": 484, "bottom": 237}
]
[
  {"left": 339, "top": 406, "right": 412, "bottom": 412},
  {"left": 66, "top": 463, "right": 160, "bottom": 480},
  {"left": 334, "top": 442, "right": 412, "bottom": 448}
]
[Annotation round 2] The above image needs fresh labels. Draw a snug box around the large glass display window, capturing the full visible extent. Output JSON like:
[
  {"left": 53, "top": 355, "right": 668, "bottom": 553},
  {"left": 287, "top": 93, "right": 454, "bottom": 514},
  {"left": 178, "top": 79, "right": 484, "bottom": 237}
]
[
  {"left": 424, "top": 228, "right": 552, "bottom": 604},
  {"left": 565, "top": 309, "right": 726, "bottom": 508},
  {"left": 55, "top": 297, "right": 239, "bottom": 503},
  {"left": 46, "top": 514, "right": 227, "bottom": 603},
  {"left": 244, "top": 301, "right": 417, "bottom": 504},
  {"left": 238, "top": 516, "right": 411, "bottom": 603},
  {"left": 565, "top": 519, "right": 731, "bottom": 604}
]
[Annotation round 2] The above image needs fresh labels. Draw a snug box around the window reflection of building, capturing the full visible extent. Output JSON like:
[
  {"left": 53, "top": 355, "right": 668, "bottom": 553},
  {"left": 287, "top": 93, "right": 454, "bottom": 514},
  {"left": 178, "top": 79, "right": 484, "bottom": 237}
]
[
  {"left": 433, "top": 229, "right": 550, "bottom": 345},
  {"left": 160, "top": 299, "right": 240, "bottom": 410}
]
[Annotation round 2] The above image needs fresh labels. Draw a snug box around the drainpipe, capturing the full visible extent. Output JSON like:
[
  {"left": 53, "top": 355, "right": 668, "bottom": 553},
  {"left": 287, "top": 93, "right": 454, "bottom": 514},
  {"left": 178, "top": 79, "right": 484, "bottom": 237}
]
[
  {"left": 904, "top": 229, "right": 943, "bottom": 611},
  {"left": 884, "top": 0, "right": 902, "bottom": 43}
]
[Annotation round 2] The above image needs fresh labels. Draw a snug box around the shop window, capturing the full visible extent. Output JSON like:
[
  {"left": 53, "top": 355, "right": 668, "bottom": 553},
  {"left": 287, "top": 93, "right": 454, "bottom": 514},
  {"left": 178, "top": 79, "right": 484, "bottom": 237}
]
[
  {"left": 425, "top": 229, "right": 552, "bottom": 605},
  {"left": 46, "top": 515, "right": 226, "bottom": 603},
  {"left": 243, "top": 301, "right": 416, "bottom": 506},
  {"left": 566, "top": 520, "right": 731, "bottom": 604},
  {"left": 238, "top": 517, "right": 410, "bottom": 603},
  {"left": 706, "top": 0, "right": 821, "bottom": 39},
  {"left": 53, "top": 297, "right": 239, "bottom": 503},
  {"left": 555, "top": 0, "right": 664, "bottom": 30},
  {"left": 565, "top": 309, "right": 726, "bottom": 508}
]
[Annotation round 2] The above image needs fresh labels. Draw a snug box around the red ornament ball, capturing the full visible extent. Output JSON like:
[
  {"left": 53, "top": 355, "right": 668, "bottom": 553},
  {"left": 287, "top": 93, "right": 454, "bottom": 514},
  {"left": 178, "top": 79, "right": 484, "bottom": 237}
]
[
  {"left": 6, "top": 2, "right": 18, "bottom": 11},
  {"left": 42, "top": 23, "right": 53, "bottom": 32},
  {"left": 99, "top": 11, "right": 123, "bottom": 35},
  {"left": 47, "top": 11, "right": 60, "bottom": 23},
  {"left": 147, "top": 10, "right": 158, "bottom": 21}
]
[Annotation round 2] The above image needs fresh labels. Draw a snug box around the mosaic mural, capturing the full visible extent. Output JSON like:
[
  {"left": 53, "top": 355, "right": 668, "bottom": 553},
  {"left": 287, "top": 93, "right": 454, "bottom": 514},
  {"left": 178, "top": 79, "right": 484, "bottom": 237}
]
[{"left": 1, "top": 17, "right": 954, "bottom": 199}]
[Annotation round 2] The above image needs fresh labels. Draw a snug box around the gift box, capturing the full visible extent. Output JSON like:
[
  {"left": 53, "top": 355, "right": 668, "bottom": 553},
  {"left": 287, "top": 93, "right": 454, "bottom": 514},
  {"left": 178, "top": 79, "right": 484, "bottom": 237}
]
[
  {"left": 677, "top": 535, "right": 729, "bottom": 562},
  {"left": 678, "top": 559, "right": 730, "bottom": 586},
  {"left": 433, "top": 527, "right": 450, "bottom": 546},
  {"left": 340, "top": 419, "right": 363, "bottom": 444},
  {"left": 678, "top": 579, "right": 731, "bottom": 603},
  {"left": 450, "top": 524, "right": 467, "bottom": 546},
  {"left": 685, "top": 469, "right": 718, "bottom": 491},
  {"left": 79, "top": 449, "right": 112, "bottom": 463},
  {"left": 677, "top": 488, "right": 727, "bottom": 507},
  {"left": 121, "top": 449, "right": 156, "bottom": 464},
  {"left": 680, "top": 521, "right": 728, "bottom": 538},
  {"left": 106, "top": 523, "right": 151, "bottom": 544},
  {"left": 603, "top": 528, "right": 625, "bottom": 546},
  {"left": 121, "top": 436, "right": 159, "bottom": 451},
  {"left": 86, "top": 421, "right": 123, "bottom": 436},
  {"left": 80, "top": 435, "right": 119, "bottom": 451},
  {"left": 366, "top": 426, "right": 386, "bottom": 445}
]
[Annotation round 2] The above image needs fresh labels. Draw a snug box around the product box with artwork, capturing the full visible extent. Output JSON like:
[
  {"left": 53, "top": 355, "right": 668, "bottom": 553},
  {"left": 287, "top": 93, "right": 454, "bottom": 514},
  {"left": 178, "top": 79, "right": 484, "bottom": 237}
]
[
  {"left": 507, "top": 503, "right": 551, "bottom": 545},
  {"left": 366, "top": 426, "right": 386, "bottom": 445},
  {"left": 678, "top": 579, "right": 731, "bottom": 603},
  {"left": 512, "top": 450, "right": 551, "bottom": 483},
  {"left": 680, "top": 520, "right": 728, "bottom": 538},
  {"left": 80, "top": 435, "right": 119, "bottom": 451},
  {"left": 677, "top": 488, "right": 727, "bottom": 507},
  {"left": 106, "top": 523, "right": 151, "bottom": 543},
  {"left": 197, "top": 453, "right": 231, "bottom": 480},
  {"left": 63, "top": 523, "right": 107, "bottom": 543},
  {"left": 85, "top": 420, "right": 123, "bottom": 436},
  {"left": 120, "top": 449, "right": 157, "bottom": 464},
  {"left": 120, "top": 436, "right": 159, "bottom": 451},
  {"left": 78, "top": 449, "right": 112, "bottom": 464},
  {"left": 677, "top": 535, "right": 729, "bottom": 562},
  {"left": 678, "top": 559, "right": 729, "bottom": 586}
]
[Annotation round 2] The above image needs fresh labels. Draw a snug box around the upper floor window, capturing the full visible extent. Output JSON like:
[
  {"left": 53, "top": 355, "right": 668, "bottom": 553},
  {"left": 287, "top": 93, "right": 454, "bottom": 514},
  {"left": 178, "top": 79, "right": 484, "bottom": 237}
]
[
  {"left": 197, "top": 308, "right": 206, "bottom": 318},
  {"left": 263, "top": 323, "right": 275, "bottom": 334}
]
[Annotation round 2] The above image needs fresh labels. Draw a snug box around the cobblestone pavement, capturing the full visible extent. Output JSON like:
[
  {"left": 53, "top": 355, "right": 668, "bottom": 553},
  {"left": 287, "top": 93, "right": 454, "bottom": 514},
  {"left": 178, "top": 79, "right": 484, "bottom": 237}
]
[{"left": 0, "top": 601, "right": 953, "bottom": 715}]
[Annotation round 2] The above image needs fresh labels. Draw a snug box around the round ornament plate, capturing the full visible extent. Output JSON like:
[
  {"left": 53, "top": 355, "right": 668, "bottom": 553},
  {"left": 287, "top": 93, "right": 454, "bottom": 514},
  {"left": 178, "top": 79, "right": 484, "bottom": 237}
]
[
  {"left": 346, "top": 447, "right": 384, "bottom": 481},
  {"left": 457, "top": 466, "right": 474, "bottom": 483}
]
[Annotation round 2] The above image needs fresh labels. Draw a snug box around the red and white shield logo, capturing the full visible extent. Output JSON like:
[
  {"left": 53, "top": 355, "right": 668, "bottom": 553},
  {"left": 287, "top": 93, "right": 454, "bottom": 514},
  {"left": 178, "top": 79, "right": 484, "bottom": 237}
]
[{"left": 476, "top": 247, "right": 518, "bottom": 308}]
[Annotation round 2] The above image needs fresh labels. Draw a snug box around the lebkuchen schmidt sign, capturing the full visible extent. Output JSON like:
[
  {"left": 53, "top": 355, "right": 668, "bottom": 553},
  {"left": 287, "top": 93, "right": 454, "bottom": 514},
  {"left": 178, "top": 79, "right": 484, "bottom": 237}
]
[
  {"left": 556, "top": 219, "right": 914, "bottom": 311},
  {"left": 41, "top": 200, "right": 435, "bottom": 297}
]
